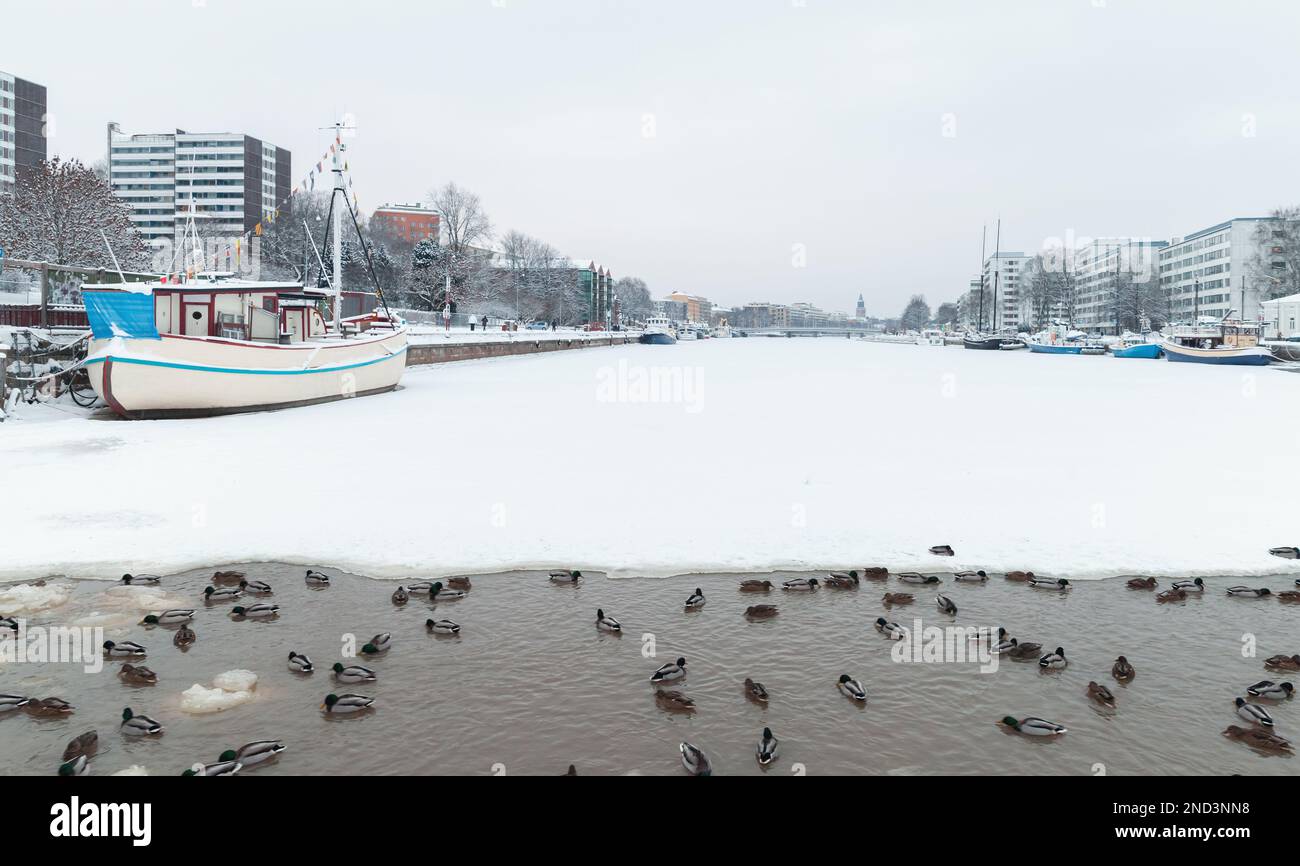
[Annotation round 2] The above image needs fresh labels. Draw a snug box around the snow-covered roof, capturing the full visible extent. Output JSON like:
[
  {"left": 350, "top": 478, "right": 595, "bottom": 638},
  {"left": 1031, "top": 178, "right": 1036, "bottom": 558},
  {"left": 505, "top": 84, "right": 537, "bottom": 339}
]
[{"left": 1261, "top": 292, "right": 1300, "bottom": 305}]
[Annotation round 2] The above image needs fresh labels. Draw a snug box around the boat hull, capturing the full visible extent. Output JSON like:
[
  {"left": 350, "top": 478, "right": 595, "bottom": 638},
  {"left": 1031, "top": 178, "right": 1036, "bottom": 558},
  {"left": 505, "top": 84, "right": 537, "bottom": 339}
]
[
  {"left": 1112, "top": 343, "right": 1162, "bottom": 359},
  {"left": 1160, "top": 341, "right": 1273, "bottom": 366},
  {"left": 85, "top": 329, "right": 409, "bottom": 419},
  {"left": 962, "top": 336, "right": 1003, "bottom": 350},
  {"left": 640, "top": 332, "right": 677, "bottom": 345}
]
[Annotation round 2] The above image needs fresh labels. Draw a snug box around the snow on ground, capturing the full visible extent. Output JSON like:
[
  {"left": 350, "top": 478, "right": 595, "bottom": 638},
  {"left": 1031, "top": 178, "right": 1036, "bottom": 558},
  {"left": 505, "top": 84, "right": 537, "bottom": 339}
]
[{"left": 2, "top": 338, "right": 1299, "bottom": 583}]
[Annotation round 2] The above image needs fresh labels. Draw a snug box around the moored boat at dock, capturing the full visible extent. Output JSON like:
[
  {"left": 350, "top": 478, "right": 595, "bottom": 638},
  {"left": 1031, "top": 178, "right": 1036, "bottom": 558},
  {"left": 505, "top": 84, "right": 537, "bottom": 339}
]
[
  {"left": 639, "top": 316, "right": 678, "bottom": 345},
  {"left": 1161, "top": 319, "right": 1273, "bottom": 366}
]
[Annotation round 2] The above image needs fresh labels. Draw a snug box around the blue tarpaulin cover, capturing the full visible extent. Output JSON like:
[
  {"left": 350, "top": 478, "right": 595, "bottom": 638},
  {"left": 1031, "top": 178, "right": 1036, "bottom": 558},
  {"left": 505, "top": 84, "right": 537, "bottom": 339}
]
[{"left": 84, "top": 291, "right": 160, "bottom": 340}]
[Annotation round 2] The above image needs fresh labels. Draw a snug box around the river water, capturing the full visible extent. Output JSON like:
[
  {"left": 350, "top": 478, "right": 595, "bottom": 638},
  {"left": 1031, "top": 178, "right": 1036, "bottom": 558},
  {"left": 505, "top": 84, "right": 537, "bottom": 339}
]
[{"left": 1, "top": 564, "right": 1296, "bottom": 775}]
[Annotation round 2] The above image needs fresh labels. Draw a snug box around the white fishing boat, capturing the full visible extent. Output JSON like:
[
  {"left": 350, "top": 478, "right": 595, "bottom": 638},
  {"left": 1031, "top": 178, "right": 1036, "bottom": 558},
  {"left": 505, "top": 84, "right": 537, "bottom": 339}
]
[
  {"left": 916, "top": 329, "right": 946, "bottom": 347},
  {"left": 639, "top": 316, "right": 677, "bottom": 345},
  {"left": 1161, "top": 318, "right": 1273, "bottom": 367}
]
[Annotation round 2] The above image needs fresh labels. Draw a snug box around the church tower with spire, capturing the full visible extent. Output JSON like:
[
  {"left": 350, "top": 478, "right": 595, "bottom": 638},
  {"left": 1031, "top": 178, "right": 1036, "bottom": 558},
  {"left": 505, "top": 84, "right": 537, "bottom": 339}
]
[{"left": 855, "top": 294, "right": 866, "bottom": 319}]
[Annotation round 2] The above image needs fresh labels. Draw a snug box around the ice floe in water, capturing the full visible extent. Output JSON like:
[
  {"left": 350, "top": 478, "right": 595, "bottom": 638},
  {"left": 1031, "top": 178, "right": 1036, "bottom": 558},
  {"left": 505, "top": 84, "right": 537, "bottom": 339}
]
[
  {"left": 93, "top": 585, "right": 189, "bottom": 611},
  {"left": 180, "top": 669, "right": 258, "bottom": 714},
  {"left": 0, "top": 581, "right": 73, "bottom": 614},
  {"left": 112, "top": 765, "right": 149, "bottom": 776}
]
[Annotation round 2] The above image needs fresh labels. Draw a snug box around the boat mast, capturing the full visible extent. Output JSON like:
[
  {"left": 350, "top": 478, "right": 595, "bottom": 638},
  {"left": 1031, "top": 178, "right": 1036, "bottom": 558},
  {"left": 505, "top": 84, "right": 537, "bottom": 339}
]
[
  {"left": 331, "top": 121, "right": 346, "bottom": 329},
  {"left": 976, "top": 225, "right": 987, "bottom": 333},
  {"left": 991, "top": 218, "right": 1002, "bottom": 332}
]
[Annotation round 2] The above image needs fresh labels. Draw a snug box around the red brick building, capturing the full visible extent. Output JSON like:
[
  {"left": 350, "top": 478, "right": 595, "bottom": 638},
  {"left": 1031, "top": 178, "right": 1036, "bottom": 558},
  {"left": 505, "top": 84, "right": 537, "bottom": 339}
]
[{"left": 371, "top": 203, "right": 440, "bottom": 244}]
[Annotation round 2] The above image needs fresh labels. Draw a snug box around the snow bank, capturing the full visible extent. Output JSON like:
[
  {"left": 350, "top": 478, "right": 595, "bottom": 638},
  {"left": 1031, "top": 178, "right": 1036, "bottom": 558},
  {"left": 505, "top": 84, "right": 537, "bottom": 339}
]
[
  {"left": 2, "top": 340, "right": 1300, "bottom": 582},
  {"left": 180, "top": 670, "right": 258, "bottom": 714}
]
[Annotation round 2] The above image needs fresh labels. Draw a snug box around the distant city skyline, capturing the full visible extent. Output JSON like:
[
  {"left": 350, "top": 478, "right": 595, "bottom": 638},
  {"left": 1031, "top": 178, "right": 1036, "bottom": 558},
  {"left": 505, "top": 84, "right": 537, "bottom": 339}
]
[{"left": 7, "top": 0, "right": 1300, "bottom": 316}]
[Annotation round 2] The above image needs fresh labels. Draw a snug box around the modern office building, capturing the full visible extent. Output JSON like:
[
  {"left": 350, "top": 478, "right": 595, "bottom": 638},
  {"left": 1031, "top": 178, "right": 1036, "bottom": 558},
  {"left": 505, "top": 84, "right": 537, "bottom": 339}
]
[
  {"left": 1071, "top": 238, "right": 1168, "bottom": 332},
  {"left": 371, "top": 203, "right": 440, "bottom": 244},
  {"left": 1157, "top": 217, "right": 1283, "bottom": 324},
  {"left": 979, "top": 252, "right": 1030, "bottom": 331},
  {"left": 107, "top": 123, "right": 290, "bottom": 246},
  {"left": 667, "top": 291, "right": 713, "bottom": 323},
  {"left": 0, "top": 70, "right": 48, "bottom": 194}
]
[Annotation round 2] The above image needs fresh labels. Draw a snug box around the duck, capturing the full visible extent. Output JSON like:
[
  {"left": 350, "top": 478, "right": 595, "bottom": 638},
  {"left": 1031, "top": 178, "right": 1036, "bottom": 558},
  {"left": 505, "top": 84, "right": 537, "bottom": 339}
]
[
  {"left": 1235, "top": 697, "right": 1274, "bottom": 727},
  {"left": 874, "top": 618, "right": 907, "bottom": 640},
  {"left": 1030, "top": 577, "right": 1070, "bottom": 591},
  {"left": 118, "top": 663, "right": 158, "bottom": 685},
  {"left": 172, "top": 624, "right": 196, "bottom": 648},
  {"left": 929, "top": 545, "right": 955, "bottom": 557},
  {"left": 102, "top": 640, "right": 146, "bottom": 658},
  {"left": 58, "top": 756, "right": 89, "bottom": 777},
  {"left": 1268, "top": 546, "right": 1300, "bottom": 560},
  {"left": 564, "top": 765, "right": 577, "bottom": 776},
  {"left": 391, "top": 586, "right": 409, "bottom": 606},
  {"left": 1278, "top": 591, "right": 1300, "bottom": 603},
  {"left": 743, "top": 678, "right": 769, "bottom": 702},
  {"left": 120, "top": 573, "right": 161, "bottom": 586},
  {"left": 781, "top": 578, "right": 819, "bottom": 591},
  {"left": 447, "top": 577, "right": 473, "bottom": 591},
  {"left": 321, "top": 693, "right": 374, "bottom": 714},
  {"left": 936, "top": 594, "right": 958, "bottom": 615},
  {"left": 406, "top": 581, "right": 434, "bottom": 594},
  {"left": 953, "top": 570, "right": 988, "bottom": 582},
  {"left": 861, "top": 567, "right": 890, "bottom": 580},
  {"left": 1039, "top": 647, "right": 1068, "bottom": 670},
  {"left": 739, "top": 580, "right": 774, "bottom": 592},
  {"left": 549, "top": 570, "right": 581, "bottom": 584},
  {"left": 756, "top": 727, "right": 780, "bottom": 765},
  {"left": 1222, "top": 725, "right": 1292, "bottom": 752},
  {"left": 0, "top": 615, "right": 18, "bottom": 633},
  {"left": 182, "top": 760, "right": 241, "bottom": 776},
  {"left": 287, "top": 651, "right": 314, "bottom": 673},
  {"left": 28, "top": 697, "right": 74, "bottom": 716},
  {"left": 897, "top": 572, "right": 939, "bottom": 585},
  {"left": 231, "top": 603, "right": 279, "bottom": 620},
  {"left": 684, "top": 588, "right": 707, "bottom": 608},
  {"left": 745, "top": 605, "right": 779, "bottom": 619},
  {"left": 1225, "top": 586, "right": 1271, "bottom": 598},
  {"left": 1000, "top": 716, "right": 1067, "bottom": 736},
  {"left": 212, "top": 569, "right": 246, "bottom": 583},
  {"left": 120, "top": 707, "right": 163, "bottom": 736},
  {"left": 219, "top": 741, "right": 285, "bottom": 767},
  {"left": 1087, "top": 682, "right": 1116, "bottom": 707},
  {"left": 0, "top": 694, "right": 31, "bottom": 714},
  {"left": 1112, "top": 656, "right": 1136, "bottom": 681},
  {"left": 837, "top": 674, "right": 867, "bottom": 702},
  {"left": 650, "top": 657, "right": 687, "bottom": 683},
  {"left": 1155, "top": 588, "right": 1187, "bottom": 604},
  {"left": 1265, "top": 654, "right": 1300, "bottom": 671},
  {"left": 1007, "top": 641, "right": 1043, "bottom": 660},
  {"left": 203, "top": 585, "right": 243, "bottom": 603},
  {"left": 882, "top": 592, "right": 914, "bottom": 606},
  {"left": 1003, "top": 571, "right": 1034, "bottom": 582},
  {"left": 1172, "top": 578, "right": 1204, "bottom": 592},
  {"left": 824, "top": 571, "right": 860, "bottom": 588},
  {"left": 992, "top": 634, "right": 1019, "bottom": 654},
  {"left": 679, "top": 742, "right": 712, "bottom": 776},
  {"left": 430, "top": 582, "right": 467, "bottom": 601},
  {"left": 305, "top": 569, "right": 331, "bottom": 586},
  {"left": 1126, "top": 577, "right": 1158, "bottom": 590},
  {"left": 426, "top": 618, "right": 461, "bottom": 635},
  {"left": 1247, "top": 681, "right": 1294, "bottom": 700},
  {"left": 62, "top": 731, "right": 98, "bottom": 762},
  {"left": 238, "top": 579, "right": 273, "bottom": 595},
  {"left": 654, "top": 690, "right": 696, "bottom": 712},
  {"left": 141, "top": 609, "right": 193, "bottom": 626},
  {"left": 596, "top": 609, "right": 622, "bottom": 632}
]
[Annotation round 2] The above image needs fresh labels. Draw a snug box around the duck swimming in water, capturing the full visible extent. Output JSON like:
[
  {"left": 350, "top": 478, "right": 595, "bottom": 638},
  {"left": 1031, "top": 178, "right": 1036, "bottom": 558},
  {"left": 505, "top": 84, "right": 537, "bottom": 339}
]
[
  {"left": 781, "top": 578, "right": 819, "bottom": 591},
  {"left": 120, "top": 707, "right": 162, "bottom": 736},
  {"left": 1112, "top": 656, "right": 1136, "bottom": 681},
  {"left": 745, "top": 604, "right": 778, "bottom": 619},
  {"left": 1126, "top": 577, "right": 1158, "bottom": 590},
  {"left": 739, "top": 580, "right": 774, "bottom": 592},
  {"left": 141, "top": 609, "right": 193, "bottom": 626},
  {"left": 430, "top": 582, "right": 467, "bottom": 601},
  {"left": 1155, "top": 588, "right": 1187, "bottom": 604},
  {"left": 239, "top": 579, "right": 273, "bottom": 595},
  {"left": 305, "top": 569, "right": 331, "bottom": 586},
  {"left": 120, "top": 574, "right": 161, "bottom": 586},
  {"left": 861, "top": 567, "right": 890, "bottom": 580},
  {"left": 679, "top": 742, "right": 712, "bottom": 776},
  {"left": 936, "top": 594, "right": 958, "bottom": 615},
  {"left": 743, "top": 678, "right": 769, "bottom": 702},
  {"left": 1247, "top": 681, "right": 1293, "bottom": 700},
  {"left": 1265, "top": 654, "right": 1300, "bottom": 671},
  {"left": 1278, "top": 591, "right": 1300, "bottom": 603},
  {"left": 362, "top": 633, "right": 391, "bottom": 653},
  {"left": 1222, "top": 725, "right": 1291, "bottom": 752},
  {"left": 1030, "top": 577, "right": 1070, "bottom": 591},
  {"left": 897, "top": 573, "right": 939, "bottom": 585},
  {"left": 1004, "top": 571, "right": 1034, "bottom": 582},
  {"left": 118, "top": 663, "right": 158, "bottom": 685},
  {"left": 332, "top": 663, "right": 376, "bottom": 684},
  {"left": 882, "top": 592, "right": 914, "bottom": 606},
  {"left": 837, "top": 674, "right": 867, "bottom": 702},
  {"left": 756, "top": 727, "right": 780, "bottom": 766},
  {"left": 321, "top": 693, "right": 374, "bottom": 714},
  {"left": 1000, "top": 716, "right": 1067, "bottom": 737},
  {"left": 212, "top": 570, "right": 246, "bottom": 584},
  {"left": 203, "top": 585, "right": 242, "bottom": 603},
  {"left": 172, "top": 624, "right": 196, "bottom": 648},
  {"left": 654, "top": 690, "right": 696, "bottom": 713},
  {"left": 220, "top": 741, "right": 285, "bottom": 767},
  {"left": 650, "top": 658, "right": 687, "bottom": 683},
  {"left": 1225, "top": 586, "right": 1271, "bottom": 598},
  {"left": 1172, "top": 578, "right": 1204, "bottom": 592},
  {"left": 59, "top": 756, "right": 89, "bottom": 776},
  {"left": 953, "top": 570, "right": 988, "bottom": 583},
  {"left": 549, "top": 570, "right": 581, "bottom": 584},
  {"left": 426, "top": 618, "right": 461, "bottom": 635},
  {"left": 875, "top": 618, "right": 907, "bottom": 640},
  {"left": 102, "top": 640, "right": 146, "bottom": 658},
  {"left": 1007, "top": 641, "right": 1043, "bottom": 660},
  {"left": 1087, "top": 682, "right": 1116, "bottom": 707},
  {"left": 1039, "top": 647, "right": 1068, "bottom": 670},
  {"left": 288, "top": 651, "right": 314, "bottom": 673},
  {"left": 824, "top": 571, "right": 859, "bottom": 588},
  {"left": 0, "top": 694, "right": 31, "bottom": 714},
  {"left": 685, "top": 588, "right": 707, "bottom": 608},
  {"left": 595, "top": 609, "right": 622, "bottom": 632},
  {"left": 28, "top": 697, "right": 74, "bottom": 716},
  {"left": 391, "top": 586, "right": 409, "bottom": 605},
  {"left": 231, "top": 603, "right": 279, "bottom": 620},
  {"left": 183, "top": 760, "right": 241, "bottom": 777},
  {"left": 1235, "top": 697, "right": 1274, "bottom": 727}
]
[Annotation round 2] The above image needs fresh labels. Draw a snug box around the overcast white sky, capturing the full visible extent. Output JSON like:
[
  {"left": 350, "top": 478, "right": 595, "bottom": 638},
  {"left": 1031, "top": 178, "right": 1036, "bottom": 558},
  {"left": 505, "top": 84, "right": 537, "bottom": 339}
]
[{"left": 8, "top": 0, "right": 1300, "bottom": 315}]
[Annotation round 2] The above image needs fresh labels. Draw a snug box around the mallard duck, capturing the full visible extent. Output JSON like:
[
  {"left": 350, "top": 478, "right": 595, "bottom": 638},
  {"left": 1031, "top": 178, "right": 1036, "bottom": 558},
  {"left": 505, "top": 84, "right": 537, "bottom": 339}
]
[
  {"left": 743, "top": 678, "right": 769, "bottom": 702},
  {"left": 448, "top": 577, "right": 473, "bottom": 590},
  {"left": 563, "top": 765, "right": 577, "bottom": 776},
  {"left": 781, "top": 578, "right": 819, "bottom": 591},
  {"left": 1004, "top": 571, "right": 1034, "bottom": 582},
  {"left": 1235, "top": 697, "right": 1274, "bottom": 727},
  {"left": 1007, "top": 641, "right": 1043, "bottom": 660},
  {"left": 1278, "top": 591, "right": 1300, "bottom": 603},
  {"left": 407, "top": 581, "right": 434, "bottom": 594},
  {"left": 650, "top": 657, "right": 687, "bottom": 683},
  {"left": 1247, "top": 681, "right": 1294, "bottom": 700},
  {"left": 745, "top": 604, "right": 779, "bottom": 619},
  {"left": 1226, "top": 586, "right": 1271, "bottom": 598},
  {"left": 654, "top": 690, "right": 696, "bottom": 712},
  {"left": 118, "top": 663, "right": 158, "bottom": 685},
  {"left": 837, "top": 674, "right": 867, "bottom": 702},
  {"left": 212, "top": 570, "right": 246, "bottom": 584},
  {"left": 953, "top": 570, "right": 988, "bottom": 582},
  {"left": 0, "top": 616, "right": 18, "bottom": 632},
  {"left": 1172, "top": 578, "right": 1204, "bottom": 592},
  {"left": 679, "top": 742, "right": 712, "bottom": 776},
  {"left": 1000, "top": 716, "right": 1067, "bottom": 736},
  {"left": 739, "top": 580, "right": 774, "bottom": 592},
  {"left": 1222, "top": 725, "right": 1292, "bottom": 752},
  {"left": 102, "top": 640, "right": 146, "bottom": 658},
  {"left": 882, "top": 592, "right": 914, "bottom": 606},
  {"left": 182, "top": 760, "right": 241, "bottom": 776},
  {"left": 992, "top": 634, "right": 1018, "bottom": 654},
  {"left": 1039, "top": 647, "right": 1068, "bottom": 670},
  {"left": 426, "top": 618, "right": 461, "bottom": 635},
  {"left": 203, "top": 585, "right": 242, "bottom": 602},
  {"left": 220, "top": 741, "right": 285, "bottom": 767},
  {"left": 936, "top": 594, "right": 958, "bottom": 615},
  {"left": 391, "top": 586, "right": 409, "bottom": 605},
  {"left": 897, "top": 573, "right": 938, "bottom": 585},
  {"left": 363, "top": 633, "right": 391, "bottom": 653},
  {"left": 288, "top": 651, "right": 314, "bottom": 673},
  {"left": 685, "top": 588, "right": 707, "bottom": 607},
  {"left": 230, "top": 603, "right": 279, "bottom": 619},
  {"left": 1087, "top": 681, "right": 1116, "bottom": 707},
  {"left": 321, "top": 693, "right": 374, "bottom": 714},
  {"left": 305, "top": 569, "right": 331, "bottom": 586},
  {"left": 874, "top": 617, "right": 906, "bottom": 640},
  {"left": 62, "top": 731, "right": 98, "bottom": 762},
  {"left": 929, "top": 545, "right": 955, "bottom": 557},
  {"left": 1030, "top": 577, "right": 1070, "bottom": 591},
  {"left": 120, "top": 707, "right": 163, "bottom": 735},
  {"left": 1126, "top": 577, "right": 1158, "bottom": 590},
  {"left": 141, "top": 609, "right": 193, "bottom": 626},
  {"left": 1268, "top": 546, "right": 1300, "bottom": 560},
  {"left": 861, "top": 567, "right": 889, "bottom": 580},
  {"left": 172, "top": 624, "right": 196, "bottom": 648},
  {"left": 595, "top": 609, "right": 622, "bottom": 632},
  {"left": 430, "top": 582, "right": 467, "bottom": 601},
  {"left": 1112, "top": 656, "right": 1136, "bottom": 681},
  {"left": 59, "top": 756, "right": 89, "bottom": 777},
  {"left": 1156, "top": 588, "right": 1187, "bottom": 604},
  {"left": 825, "top": 571, "right": 859, "bottom": 588},
  {"left": 238, "top": 579, "right": 273, "bottom": 595},
  {"left": 756, "top": 727, "right": 780, "bottom": 765},
  {"left": 28, "top": 697, "right": 74, "bottom": 716},
  {"left": 1265, "top": 654, "right": 1300, "bottom": 671},
  {"left": 120, "top": 573, "right": 161, "bottom": 585},
  {"left": 549, "top": 570, "right": 581, "bottom": 584},
  {"left": 0, "top": 694, "right": 31, "bottom": 713}
]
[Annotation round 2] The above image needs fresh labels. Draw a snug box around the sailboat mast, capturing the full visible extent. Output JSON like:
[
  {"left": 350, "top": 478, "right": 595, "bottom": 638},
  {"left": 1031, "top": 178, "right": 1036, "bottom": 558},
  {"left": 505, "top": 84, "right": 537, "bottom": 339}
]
[
  {"left": 977, "top": 225, "right": 987, "bottom": 333},
  {"left": 991, "top": 218, "right": 1002, "bottom": 332},
  {"left": 331, "top": 121, "right": 345, "bottom": 330}
]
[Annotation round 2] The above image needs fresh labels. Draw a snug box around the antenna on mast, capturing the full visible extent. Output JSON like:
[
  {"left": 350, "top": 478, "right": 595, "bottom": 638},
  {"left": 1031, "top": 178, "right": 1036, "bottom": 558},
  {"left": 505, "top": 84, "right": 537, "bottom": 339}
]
[{"left": 317, "top": 118, "right": 356, "bottom": 332}]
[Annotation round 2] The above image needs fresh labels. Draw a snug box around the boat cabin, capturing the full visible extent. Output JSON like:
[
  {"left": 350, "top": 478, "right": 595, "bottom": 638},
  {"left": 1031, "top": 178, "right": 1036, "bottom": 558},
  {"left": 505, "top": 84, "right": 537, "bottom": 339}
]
[{"left": 1167, "top": 318, "right": 1262, "bottom": 350}]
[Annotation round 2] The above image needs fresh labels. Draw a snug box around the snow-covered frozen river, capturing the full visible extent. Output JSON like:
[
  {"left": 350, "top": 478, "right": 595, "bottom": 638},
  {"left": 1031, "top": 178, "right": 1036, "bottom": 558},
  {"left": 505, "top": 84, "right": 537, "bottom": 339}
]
[{"left": 2, "top": 338, "right": 1299, "bottom": 583}]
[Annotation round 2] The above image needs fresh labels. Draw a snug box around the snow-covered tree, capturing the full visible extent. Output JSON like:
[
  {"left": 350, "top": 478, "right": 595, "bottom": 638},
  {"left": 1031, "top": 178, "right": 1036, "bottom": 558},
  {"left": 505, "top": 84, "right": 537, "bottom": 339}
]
[
  {"left": 933, "top": 302, "right": 959, "bottom": 326},
  {"left": 900, "top": 295, "right": 931, "bottom": 331},
  {"left": 1250, "top": 206, "right": 1300, "bottom": 298}
]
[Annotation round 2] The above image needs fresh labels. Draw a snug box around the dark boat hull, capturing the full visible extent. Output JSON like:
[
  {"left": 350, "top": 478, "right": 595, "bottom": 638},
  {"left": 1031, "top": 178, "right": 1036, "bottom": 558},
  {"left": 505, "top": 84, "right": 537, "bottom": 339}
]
[{"left": 963, "top": 336, "right": 1004, "bottom": 350}]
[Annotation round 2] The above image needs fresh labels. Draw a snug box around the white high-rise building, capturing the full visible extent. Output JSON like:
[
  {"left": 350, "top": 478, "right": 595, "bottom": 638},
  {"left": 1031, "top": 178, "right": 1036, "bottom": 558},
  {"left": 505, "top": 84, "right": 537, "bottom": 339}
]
[
  {"left": 1072, "top": 238, "right": 1168, "bottom": 332},
  {"left": 979, "top": 252, "right": 1030, "bottom": 332},
  {"left": 1157, "top": 218, "right": 1283, "bottom": 325},
  {"left": 107, "top": 123, "right": 290, "bottom": 248},
  {"left": 0, "top": 70, "right": 47, "bottom": 194}
]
